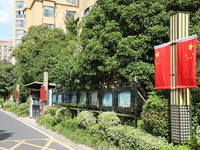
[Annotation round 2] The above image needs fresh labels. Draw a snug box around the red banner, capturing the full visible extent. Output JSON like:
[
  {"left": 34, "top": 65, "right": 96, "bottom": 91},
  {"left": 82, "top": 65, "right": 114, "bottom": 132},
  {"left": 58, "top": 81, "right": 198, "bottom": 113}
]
[
  {"left": 176, "top": 35, "right": 198, "bottom": 88},
  {"left": 40, "top": 86, "right": 46, "bottom": 100},
  {"left": 154, "top": 42, "right": 171, "bottom": 89}
]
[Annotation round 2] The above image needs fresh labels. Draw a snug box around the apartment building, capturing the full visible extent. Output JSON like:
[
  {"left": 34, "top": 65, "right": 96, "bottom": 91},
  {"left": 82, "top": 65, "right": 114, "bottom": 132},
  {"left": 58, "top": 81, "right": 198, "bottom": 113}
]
[
  {"left": 0, "top": 40, "right": 13, "bottom": 63},
  {"left": 12, "top": 0, "right": 97, "bottom": 63}
]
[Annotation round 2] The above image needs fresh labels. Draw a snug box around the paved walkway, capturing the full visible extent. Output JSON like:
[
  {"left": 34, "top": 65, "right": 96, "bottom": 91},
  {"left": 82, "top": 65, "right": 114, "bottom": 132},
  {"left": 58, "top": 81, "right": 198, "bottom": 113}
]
[{"left": 0, "top": 109, "right": 93, "bottom": 150}]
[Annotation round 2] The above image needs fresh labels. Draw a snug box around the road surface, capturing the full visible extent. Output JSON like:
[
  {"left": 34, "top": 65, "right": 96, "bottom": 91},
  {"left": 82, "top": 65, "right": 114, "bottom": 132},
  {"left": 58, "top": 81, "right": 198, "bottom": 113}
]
[{"left": 0, "top": 109, "right": 93, "bottom": 150}]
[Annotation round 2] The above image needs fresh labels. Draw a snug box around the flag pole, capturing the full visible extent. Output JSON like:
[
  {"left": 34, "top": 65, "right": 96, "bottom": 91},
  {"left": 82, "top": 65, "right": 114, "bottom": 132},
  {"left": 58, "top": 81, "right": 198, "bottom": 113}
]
[{"left": 170, "top": 12, "right": 192, "bottom": 144}]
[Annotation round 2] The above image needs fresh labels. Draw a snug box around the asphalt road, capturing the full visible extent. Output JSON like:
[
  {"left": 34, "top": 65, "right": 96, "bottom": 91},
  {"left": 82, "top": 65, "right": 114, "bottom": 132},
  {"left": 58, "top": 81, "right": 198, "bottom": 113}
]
[{"left": 0, "top": 110, "right": 93, "bottom": 150}]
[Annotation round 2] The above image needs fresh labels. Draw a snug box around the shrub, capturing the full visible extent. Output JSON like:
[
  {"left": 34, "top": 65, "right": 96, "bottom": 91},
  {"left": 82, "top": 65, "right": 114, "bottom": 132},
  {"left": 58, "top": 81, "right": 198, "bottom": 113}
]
[
  {"left": 141, "top": 91, "right": 170, "bottom": 139},
  {"left": 3, "top": 102, "right": 15, "bottom": 108},
  {"left": 55, "top": 107, "right": 72, "bottom": 122},
  {"left": 77, "top": 111, "right": 96, "bottom": 128},
  {"left": 43, "top": 116, "right": 58, "bottom": 129},
  {"left": 19, "top": 103, "right": 28, "bottom": 111},
  {"left": 42, "top": 105, "right": 58, "bottom": 117},
  {"left": 60, "top": 118, "right": 78, "bottom": 131},
  {"left": 106, "top": 125, "right": 170, "bottom": 150},
  {"left": 17, "top": 108, "right": 29, "bottom": 117},
  {"left": 98, "top": 111, "right": 121, "bottom": 129},
  {"left": 159, "top": 145, "right": 189, "bottom": 150}
]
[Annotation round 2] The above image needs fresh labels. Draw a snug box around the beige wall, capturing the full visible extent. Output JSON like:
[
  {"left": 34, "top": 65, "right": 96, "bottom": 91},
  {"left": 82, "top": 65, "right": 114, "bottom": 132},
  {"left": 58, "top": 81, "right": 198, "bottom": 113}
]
[
  {"left": 74, "top": 0, "right": 97, "bottom": 23},
  {"left": 23, "top": 0, "right": 78, "bottom": 33}
]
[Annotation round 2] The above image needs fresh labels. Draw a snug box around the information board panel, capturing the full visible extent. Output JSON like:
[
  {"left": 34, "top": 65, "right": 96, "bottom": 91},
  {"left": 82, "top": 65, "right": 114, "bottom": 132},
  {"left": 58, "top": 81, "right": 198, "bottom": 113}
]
[
  {"left": 58, "top": 94, "right": 62, "bottom": 103},
  {"left": 71, "top": 93, "right": 77, "bottom": 104},
  {"left": 53, "top": 94, "right": 57, "bottom": 103},
  {"left": 90, "top": 91, "right": 98, "bottom": 105},
  {"left": 79, "top": 92, "right": 87, "bottom": 105},
  {"left": 102, "top": 92, "right": 112, "bottom": 106},
  {"left": 118, "top": 91, "right": 131, "bottom": 108},
  {"left": 64, "top": 94, "right": 69, "bottom": 103}
]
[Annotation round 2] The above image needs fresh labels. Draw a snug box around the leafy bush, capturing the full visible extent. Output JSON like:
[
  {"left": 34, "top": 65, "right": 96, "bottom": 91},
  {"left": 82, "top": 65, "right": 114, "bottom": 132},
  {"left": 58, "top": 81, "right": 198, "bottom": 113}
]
[
  {"left": 60, "top": 118, "right": 78, "bottom": 131},
  {"left": 141, "top": 91, "right": 170, "bottom": 139},
  {"left": 3, "top": 102, "right": 15, "bottom": 108},
  {"left": 43, "top": 116, "right": 58, "bottom": 129},
  {"left": 106, "top": 125, "right": 170, "bottom": 150},
  {"left": 42, "top": 105, "right": 58, "bottom": 117},
  {"left": 98, "top": 111, "right": 121, "bottom": 129},
  {"left": 17, "top": 108, "right": 29, "bottom": 117},
  {"left": 77, "top": 111, "right": 96, "bottom": 128},
  {"left": 159, "top": 145, "right": 189, "bottom": 150},
  {"left": 55, "top": 107, "right": 72, "bottom": 122},
  {"left": 19, "top": 103, "right": 28, "bottom": 111}
]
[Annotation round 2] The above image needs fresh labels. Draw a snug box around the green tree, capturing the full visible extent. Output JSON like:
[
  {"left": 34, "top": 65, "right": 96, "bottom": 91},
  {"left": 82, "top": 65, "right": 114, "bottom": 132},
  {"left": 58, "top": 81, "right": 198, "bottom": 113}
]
[
  {"left": 0, "top": 62, "right": 16, "bottom": 100},
  {"left": 12, "top": 25, "right": 70, "bottom": 102},
  {"left": 78, "top": 0, "right": 200, "bottom": 95}
]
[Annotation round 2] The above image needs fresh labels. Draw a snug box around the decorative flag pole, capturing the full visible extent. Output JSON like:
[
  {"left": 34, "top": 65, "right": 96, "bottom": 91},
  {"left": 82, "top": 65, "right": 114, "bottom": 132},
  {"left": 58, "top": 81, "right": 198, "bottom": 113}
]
[{"left": 154, "top": 12, "right": 198, "bottom": 144}]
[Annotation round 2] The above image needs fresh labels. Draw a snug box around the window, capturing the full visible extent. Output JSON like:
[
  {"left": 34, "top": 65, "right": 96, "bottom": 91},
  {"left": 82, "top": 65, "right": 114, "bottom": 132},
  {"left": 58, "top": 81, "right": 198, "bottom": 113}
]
[
  {"left": 43, "top": 6, "right": 54, "bottom": 17},
  {"left": 15, "top": 39, "right": 22, "bottom": 46},
  {"left": 84, "top": 6, "right": 93, "bottom": 16},
  {"left": 16, "top": 1, "right": 24, "bottom": 9},
  {"left": 66, "top": 0, "right": 76, "bottom": 5},
  {"left": 16, "top": 20, "right": 24, "bottom": 28},
  {"left": 16, "top": 11, "right": 24, "bottom": 18},
  {"left": 43, "top": 24, "right": 54, "bottom": 29},
  {"left": 66, "top": 11, "right": 75, "bottom": 19},
  {"left": 16, "top": 30, "right": 24, "bottom": 37}
]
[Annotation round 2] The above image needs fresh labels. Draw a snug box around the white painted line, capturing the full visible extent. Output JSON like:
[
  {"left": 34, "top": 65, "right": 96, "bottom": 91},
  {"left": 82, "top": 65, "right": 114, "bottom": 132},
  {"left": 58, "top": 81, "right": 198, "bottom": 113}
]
[{"left": 0, "top": 110, "right": 53, "bottom": 139}]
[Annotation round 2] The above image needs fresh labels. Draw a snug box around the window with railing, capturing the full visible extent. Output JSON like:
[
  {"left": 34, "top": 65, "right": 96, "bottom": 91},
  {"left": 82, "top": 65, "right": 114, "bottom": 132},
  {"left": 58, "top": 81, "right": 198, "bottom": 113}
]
[
  {"left": 66, "top": 0, "right": 76, "bottom": 5},
  {"left": 16, "top": 30, "right": 24, "bottom": 37},
  {"left": 16, "top": 1, "right": 24, "bottom": 9},
  {"left": 43, "top": 6, "right": 54, "bottom": 17},
  {"left": 16, "top": 11, "right": 24, "bottom": 18},
  {"left": 16, "top": 20, "right": 24, "bottom": 28}
]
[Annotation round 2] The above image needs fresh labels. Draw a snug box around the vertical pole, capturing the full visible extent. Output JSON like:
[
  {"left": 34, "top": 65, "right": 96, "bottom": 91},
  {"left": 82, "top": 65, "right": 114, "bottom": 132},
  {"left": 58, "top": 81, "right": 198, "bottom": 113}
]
[
  {"left": 43, "top": 72, "right": 48, "bottom": 105},
  {"left": 16, "top": 84, "right": 19, "bottom": 106},
  {"left": 170, "top": 12, "right": 192, "bottom": 144},
  {"left": 134, "top": 76, "right": 138, "bottom": 128}
]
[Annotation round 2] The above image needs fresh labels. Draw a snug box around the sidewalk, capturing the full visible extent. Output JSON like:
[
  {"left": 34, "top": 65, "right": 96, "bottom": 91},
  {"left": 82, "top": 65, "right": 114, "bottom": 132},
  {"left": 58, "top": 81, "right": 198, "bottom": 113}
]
[{"left": 1, "top": 109, "right": 94, "bottom": 150}]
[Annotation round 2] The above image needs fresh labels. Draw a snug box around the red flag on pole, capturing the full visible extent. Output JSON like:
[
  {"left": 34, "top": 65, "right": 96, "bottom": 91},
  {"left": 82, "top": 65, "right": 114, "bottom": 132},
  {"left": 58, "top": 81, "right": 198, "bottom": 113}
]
[
  {"left": 154, "top": 42, "right": 171, "bottom": 89},
  {"left": 176, "top": 35, "right": 198, "bottom": 88},
  {"left": 40, "top": 85, "right": 46, "bottom": 100}
]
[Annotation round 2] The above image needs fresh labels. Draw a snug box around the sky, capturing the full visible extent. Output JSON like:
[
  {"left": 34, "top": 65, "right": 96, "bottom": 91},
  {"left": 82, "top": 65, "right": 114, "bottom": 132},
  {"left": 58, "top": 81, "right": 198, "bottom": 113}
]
[{"left": 0, "top": 0, "right": 13, "bottom": 41}]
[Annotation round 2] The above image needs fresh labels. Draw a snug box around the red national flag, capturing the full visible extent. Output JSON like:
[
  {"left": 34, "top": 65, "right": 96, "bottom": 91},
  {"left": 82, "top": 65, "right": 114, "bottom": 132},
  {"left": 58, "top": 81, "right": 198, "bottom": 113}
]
[
  {"left": 176, "top": 35, "right": 198, "bottom": 88},
  {"left": 154, "top": 42, "right": 171, "bottom": 89},
  {"left": 40, "top": 85, "right": 46, "bottom": 100}
]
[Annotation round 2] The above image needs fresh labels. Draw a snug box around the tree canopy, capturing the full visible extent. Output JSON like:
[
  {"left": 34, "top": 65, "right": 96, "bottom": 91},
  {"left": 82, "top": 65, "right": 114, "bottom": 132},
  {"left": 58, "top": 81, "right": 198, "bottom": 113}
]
[{"left": 0, "top": 62, "right": 16, "bottom": 99}]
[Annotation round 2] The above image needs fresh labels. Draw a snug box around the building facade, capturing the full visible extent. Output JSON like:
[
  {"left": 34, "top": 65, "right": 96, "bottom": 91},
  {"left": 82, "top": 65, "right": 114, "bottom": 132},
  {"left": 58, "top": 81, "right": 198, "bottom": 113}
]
[
  {"left": 0, "top": 40, "right": 13, "bottom": 63},
  {"left": 12, "top": 0, "right": 97, "bottom": 63}
]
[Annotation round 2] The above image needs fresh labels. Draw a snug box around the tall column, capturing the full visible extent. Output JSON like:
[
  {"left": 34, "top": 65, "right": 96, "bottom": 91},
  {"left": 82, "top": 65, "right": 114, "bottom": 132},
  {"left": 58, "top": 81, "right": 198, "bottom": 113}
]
[
  {"left": 43, "top": 72, "right": 48, "bottom": 104},
  {"left": 170, "top": 12, "right": 192, "bottom": 144}
]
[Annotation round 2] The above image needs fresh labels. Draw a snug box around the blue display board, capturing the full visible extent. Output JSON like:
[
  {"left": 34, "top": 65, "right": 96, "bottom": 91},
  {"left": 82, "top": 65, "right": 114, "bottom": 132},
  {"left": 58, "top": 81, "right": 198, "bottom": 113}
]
[
  {"left": 58, "top": 94, "right": 62, "bottom": 103},
  {"left": 79, "top": 92, "right": 87, "bottom": 105},
  {"left": 71, "top": 93, "right": 77, "bottom": 104},
  {"left": 102, "top": 92, "right": 112, "bottom": 106},
  {"left": 64, "top": 94, "right": 69, "bottom": 103},
  {"left": 118, "top": 91, "right": 131, "bottom": 108},
  {"left": 90, "top": 92, "right": 98, "bottom": 105},
  {"left": 53, "top": 94, "right": 57, "bottom": 103}
]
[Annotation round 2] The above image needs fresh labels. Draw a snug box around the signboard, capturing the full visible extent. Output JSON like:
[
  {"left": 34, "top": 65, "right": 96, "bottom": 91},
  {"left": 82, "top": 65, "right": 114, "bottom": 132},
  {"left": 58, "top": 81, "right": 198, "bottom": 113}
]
[
  {"left": 90, "top": 91, "right": 98, "bottom": 105},
  {"left": 79, "top": 92, "right": 87, "bottom": 105},
  {"left": 118, "top": 91, "right": 131, "bottom": 108},
  {"left": 53, "top": 94, "right": 57, "bottom": 103},
  {"left": 64, "top": 94, "right": 69, "bottom": 103},
  {"left": 71, "top": 93, "right": 77, "bottom": 104},
  {"left": 102, "top": 92, "right": 112, "bottom": 106},
  {"left": 58, "top": 94, "right": 62, "bottom": 103}
]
